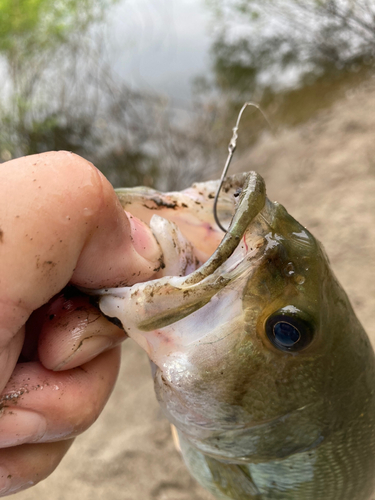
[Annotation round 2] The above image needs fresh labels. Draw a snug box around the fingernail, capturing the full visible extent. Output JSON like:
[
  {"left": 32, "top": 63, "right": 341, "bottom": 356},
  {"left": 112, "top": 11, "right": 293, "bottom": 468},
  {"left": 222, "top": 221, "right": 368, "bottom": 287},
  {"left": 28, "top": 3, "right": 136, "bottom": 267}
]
[
  {"left": 126, "top": 212, "right": 161, "bottom": 263},
  {"left": 0, "top": 467, "right": 11, "bottom": 495},
  {"left": 53, "top": 335, "right": 115, "bottom": 371},
  {"left": 0, "top": 408, "right": 47, "bottom": 448}
]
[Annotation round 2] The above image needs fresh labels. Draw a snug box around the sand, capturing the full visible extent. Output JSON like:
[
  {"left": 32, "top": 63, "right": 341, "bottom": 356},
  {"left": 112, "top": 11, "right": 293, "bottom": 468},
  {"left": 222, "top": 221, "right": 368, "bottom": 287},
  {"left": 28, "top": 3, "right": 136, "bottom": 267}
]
[{"left": 13, "top": 76, "right": 375, "bottom": 500}]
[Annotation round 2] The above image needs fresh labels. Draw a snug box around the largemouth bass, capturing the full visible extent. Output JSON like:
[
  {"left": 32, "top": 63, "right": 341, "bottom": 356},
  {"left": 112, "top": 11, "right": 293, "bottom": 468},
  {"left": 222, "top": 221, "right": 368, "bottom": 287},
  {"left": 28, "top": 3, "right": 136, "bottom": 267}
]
[{"left": 94, "top": 171, "right": 375, "bottom": 500}]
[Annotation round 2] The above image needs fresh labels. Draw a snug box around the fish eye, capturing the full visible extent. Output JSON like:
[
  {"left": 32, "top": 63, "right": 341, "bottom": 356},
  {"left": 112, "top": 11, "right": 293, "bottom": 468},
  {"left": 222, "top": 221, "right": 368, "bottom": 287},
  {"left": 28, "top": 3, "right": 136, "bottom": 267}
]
[{"left": 265, "top": 307, "right": 314, "bottom": 352}]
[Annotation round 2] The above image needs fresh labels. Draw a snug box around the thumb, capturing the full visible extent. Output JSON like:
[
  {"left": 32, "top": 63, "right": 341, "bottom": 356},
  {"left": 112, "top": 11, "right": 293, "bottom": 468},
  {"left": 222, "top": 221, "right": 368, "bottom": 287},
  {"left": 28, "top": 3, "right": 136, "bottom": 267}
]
[{"left": 1, "top": 151, "right": 161, "bottom": 314}]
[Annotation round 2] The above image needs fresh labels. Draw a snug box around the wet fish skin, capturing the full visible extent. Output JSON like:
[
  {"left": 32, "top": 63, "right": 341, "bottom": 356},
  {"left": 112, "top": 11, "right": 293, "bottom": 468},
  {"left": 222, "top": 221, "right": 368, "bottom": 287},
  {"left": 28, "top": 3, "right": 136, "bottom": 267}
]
[{"left": 96, "top": 173, "right": 375, "bottom": 500}]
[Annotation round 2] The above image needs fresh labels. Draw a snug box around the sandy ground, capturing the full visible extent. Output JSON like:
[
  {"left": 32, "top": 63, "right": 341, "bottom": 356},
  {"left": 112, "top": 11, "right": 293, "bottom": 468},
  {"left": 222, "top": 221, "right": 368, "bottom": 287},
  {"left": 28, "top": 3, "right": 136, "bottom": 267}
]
[{"left": 13, "top": 76, "right": 375, "bottom": 499}]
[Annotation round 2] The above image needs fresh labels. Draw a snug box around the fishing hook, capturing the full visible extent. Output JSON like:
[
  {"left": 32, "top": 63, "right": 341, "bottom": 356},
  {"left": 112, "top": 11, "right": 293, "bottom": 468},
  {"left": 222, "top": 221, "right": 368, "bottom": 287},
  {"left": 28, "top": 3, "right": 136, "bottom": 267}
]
[{"left": 213, "top": 102, "right": 273, "bottom": 232}]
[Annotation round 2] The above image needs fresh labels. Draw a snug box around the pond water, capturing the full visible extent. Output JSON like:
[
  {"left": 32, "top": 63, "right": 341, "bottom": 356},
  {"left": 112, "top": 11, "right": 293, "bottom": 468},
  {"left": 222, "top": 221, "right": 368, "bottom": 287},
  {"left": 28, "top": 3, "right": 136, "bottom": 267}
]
[{"left": 106, "top": 0, "right": 212, "bottom": 103}]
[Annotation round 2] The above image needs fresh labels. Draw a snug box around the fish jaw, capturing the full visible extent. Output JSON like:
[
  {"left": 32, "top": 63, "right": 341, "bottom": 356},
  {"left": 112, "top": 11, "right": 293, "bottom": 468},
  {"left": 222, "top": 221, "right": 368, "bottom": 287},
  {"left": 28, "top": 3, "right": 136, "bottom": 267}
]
[
  {"left": 98, "top": 240, "right": 259, "bottom": 359},
  {"left": 97, "top": 172, "right": 267, "bottom": 360}
]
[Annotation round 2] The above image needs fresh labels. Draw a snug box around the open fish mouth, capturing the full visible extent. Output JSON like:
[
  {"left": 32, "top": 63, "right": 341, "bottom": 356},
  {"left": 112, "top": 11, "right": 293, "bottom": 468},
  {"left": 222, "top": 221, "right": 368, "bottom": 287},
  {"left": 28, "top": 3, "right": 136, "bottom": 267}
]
[{"left": 95, "top": 171, "right": 267, "bottom": 359}]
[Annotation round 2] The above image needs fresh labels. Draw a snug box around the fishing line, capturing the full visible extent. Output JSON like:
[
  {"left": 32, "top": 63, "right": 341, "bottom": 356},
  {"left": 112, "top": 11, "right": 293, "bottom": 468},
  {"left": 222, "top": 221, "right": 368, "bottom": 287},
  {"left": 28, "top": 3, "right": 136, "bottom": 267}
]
[{"left": 213, "top": 102, "right": 274, "bottom": 232}]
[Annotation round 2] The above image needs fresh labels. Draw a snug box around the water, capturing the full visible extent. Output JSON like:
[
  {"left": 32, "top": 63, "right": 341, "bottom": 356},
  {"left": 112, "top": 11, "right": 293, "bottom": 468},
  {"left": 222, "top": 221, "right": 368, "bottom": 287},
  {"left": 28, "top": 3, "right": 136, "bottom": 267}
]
[
  {"left": 1, "top": 0, "right": 374, "bottom": 189},
  {"left": 106, "top": 0, "right": 212, "bottom": 104}
]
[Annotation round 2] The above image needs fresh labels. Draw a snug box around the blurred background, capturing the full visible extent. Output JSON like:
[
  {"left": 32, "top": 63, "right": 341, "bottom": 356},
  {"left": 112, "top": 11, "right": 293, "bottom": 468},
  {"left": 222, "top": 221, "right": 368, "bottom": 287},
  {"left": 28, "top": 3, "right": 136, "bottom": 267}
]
[
  {"left": 2, "top": 0, "right": 375, "bottom": 190},
  {"left": 2, "top": 1, "right": 375, "bottom": 499}
]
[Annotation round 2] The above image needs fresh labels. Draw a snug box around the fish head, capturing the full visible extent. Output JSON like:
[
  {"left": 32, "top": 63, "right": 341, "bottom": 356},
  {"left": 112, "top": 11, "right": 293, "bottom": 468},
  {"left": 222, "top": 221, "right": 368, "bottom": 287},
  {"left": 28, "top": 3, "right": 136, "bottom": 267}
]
[{"left": 96, "top": 172, "right": 373, "bottom": 463}]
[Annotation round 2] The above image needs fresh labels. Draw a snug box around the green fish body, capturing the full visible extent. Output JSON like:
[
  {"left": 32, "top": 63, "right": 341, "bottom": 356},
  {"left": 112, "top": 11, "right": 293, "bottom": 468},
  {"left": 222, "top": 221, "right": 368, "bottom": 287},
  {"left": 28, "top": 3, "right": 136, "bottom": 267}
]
[{"left": 95, "top": 172, "right": 375, "bottom": 500}]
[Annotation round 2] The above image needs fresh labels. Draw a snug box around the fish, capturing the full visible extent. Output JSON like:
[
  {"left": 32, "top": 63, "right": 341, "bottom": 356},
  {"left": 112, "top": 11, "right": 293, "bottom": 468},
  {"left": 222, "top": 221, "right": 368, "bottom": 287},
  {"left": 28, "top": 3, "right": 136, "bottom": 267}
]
[{"left": 94, "top": 171, "right": 375, "bottom": 500}]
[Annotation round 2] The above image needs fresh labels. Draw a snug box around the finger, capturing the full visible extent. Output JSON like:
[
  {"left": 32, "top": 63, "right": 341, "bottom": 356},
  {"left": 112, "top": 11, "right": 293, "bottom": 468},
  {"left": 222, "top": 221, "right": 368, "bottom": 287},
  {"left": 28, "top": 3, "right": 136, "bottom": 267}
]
[
  {"left": 20, "top": 289, "right": 126, "bottom": 370},
  {"left": 0, "top": 440, "right": 74, "bottom": 496},
  {"left": 0, "top": 151, "right": 161, "bottom": 309},
  {"left": 0, "top": 347, "right": 121, "bottom": 449},
  {"left": 38, "top": 292, "right": 126, "bottom": 371}
]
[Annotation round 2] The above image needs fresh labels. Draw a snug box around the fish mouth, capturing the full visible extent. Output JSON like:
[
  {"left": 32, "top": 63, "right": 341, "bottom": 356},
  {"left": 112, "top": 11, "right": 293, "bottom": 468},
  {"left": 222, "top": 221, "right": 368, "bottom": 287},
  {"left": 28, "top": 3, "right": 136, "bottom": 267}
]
[{"left": 97, "top": 172, "right": 267, "bottom": 342}]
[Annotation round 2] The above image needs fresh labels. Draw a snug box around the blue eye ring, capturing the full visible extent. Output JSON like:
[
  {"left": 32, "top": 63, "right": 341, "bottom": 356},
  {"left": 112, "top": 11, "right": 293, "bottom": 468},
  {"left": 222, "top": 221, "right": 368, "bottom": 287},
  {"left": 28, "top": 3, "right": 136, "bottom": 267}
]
[{"left": 265, "top": 307, "right": 314, "bottom": 352}]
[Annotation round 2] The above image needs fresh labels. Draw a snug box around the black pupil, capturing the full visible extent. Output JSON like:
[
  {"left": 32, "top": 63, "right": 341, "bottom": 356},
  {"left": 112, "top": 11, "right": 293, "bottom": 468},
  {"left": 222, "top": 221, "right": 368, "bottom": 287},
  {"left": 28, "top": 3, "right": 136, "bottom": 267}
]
[{"left": 273, "top": 321, "right": 300, "bottom": 347}]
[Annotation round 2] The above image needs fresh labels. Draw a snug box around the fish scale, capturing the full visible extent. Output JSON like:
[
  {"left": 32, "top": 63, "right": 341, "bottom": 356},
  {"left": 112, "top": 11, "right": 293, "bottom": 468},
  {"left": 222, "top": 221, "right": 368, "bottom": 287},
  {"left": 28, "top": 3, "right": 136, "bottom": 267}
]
[{"left": 179, "top": 399, "right": 375, "bottom": 500}]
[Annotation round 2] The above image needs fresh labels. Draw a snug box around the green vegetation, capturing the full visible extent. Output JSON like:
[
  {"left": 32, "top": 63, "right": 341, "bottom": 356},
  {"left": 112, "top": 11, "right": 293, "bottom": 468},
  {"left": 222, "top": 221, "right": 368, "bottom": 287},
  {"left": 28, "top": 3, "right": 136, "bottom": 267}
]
[{"left": 0, "top": 0, "right": 109, "bottom": 56}]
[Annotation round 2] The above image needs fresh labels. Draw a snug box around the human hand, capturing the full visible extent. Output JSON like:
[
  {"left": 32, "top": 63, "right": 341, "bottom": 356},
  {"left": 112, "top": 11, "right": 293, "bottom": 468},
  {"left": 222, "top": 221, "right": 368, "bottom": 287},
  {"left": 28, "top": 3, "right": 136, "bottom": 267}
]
[{"left": 0, "top": 152, "right": 161, "bottom": 495}]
